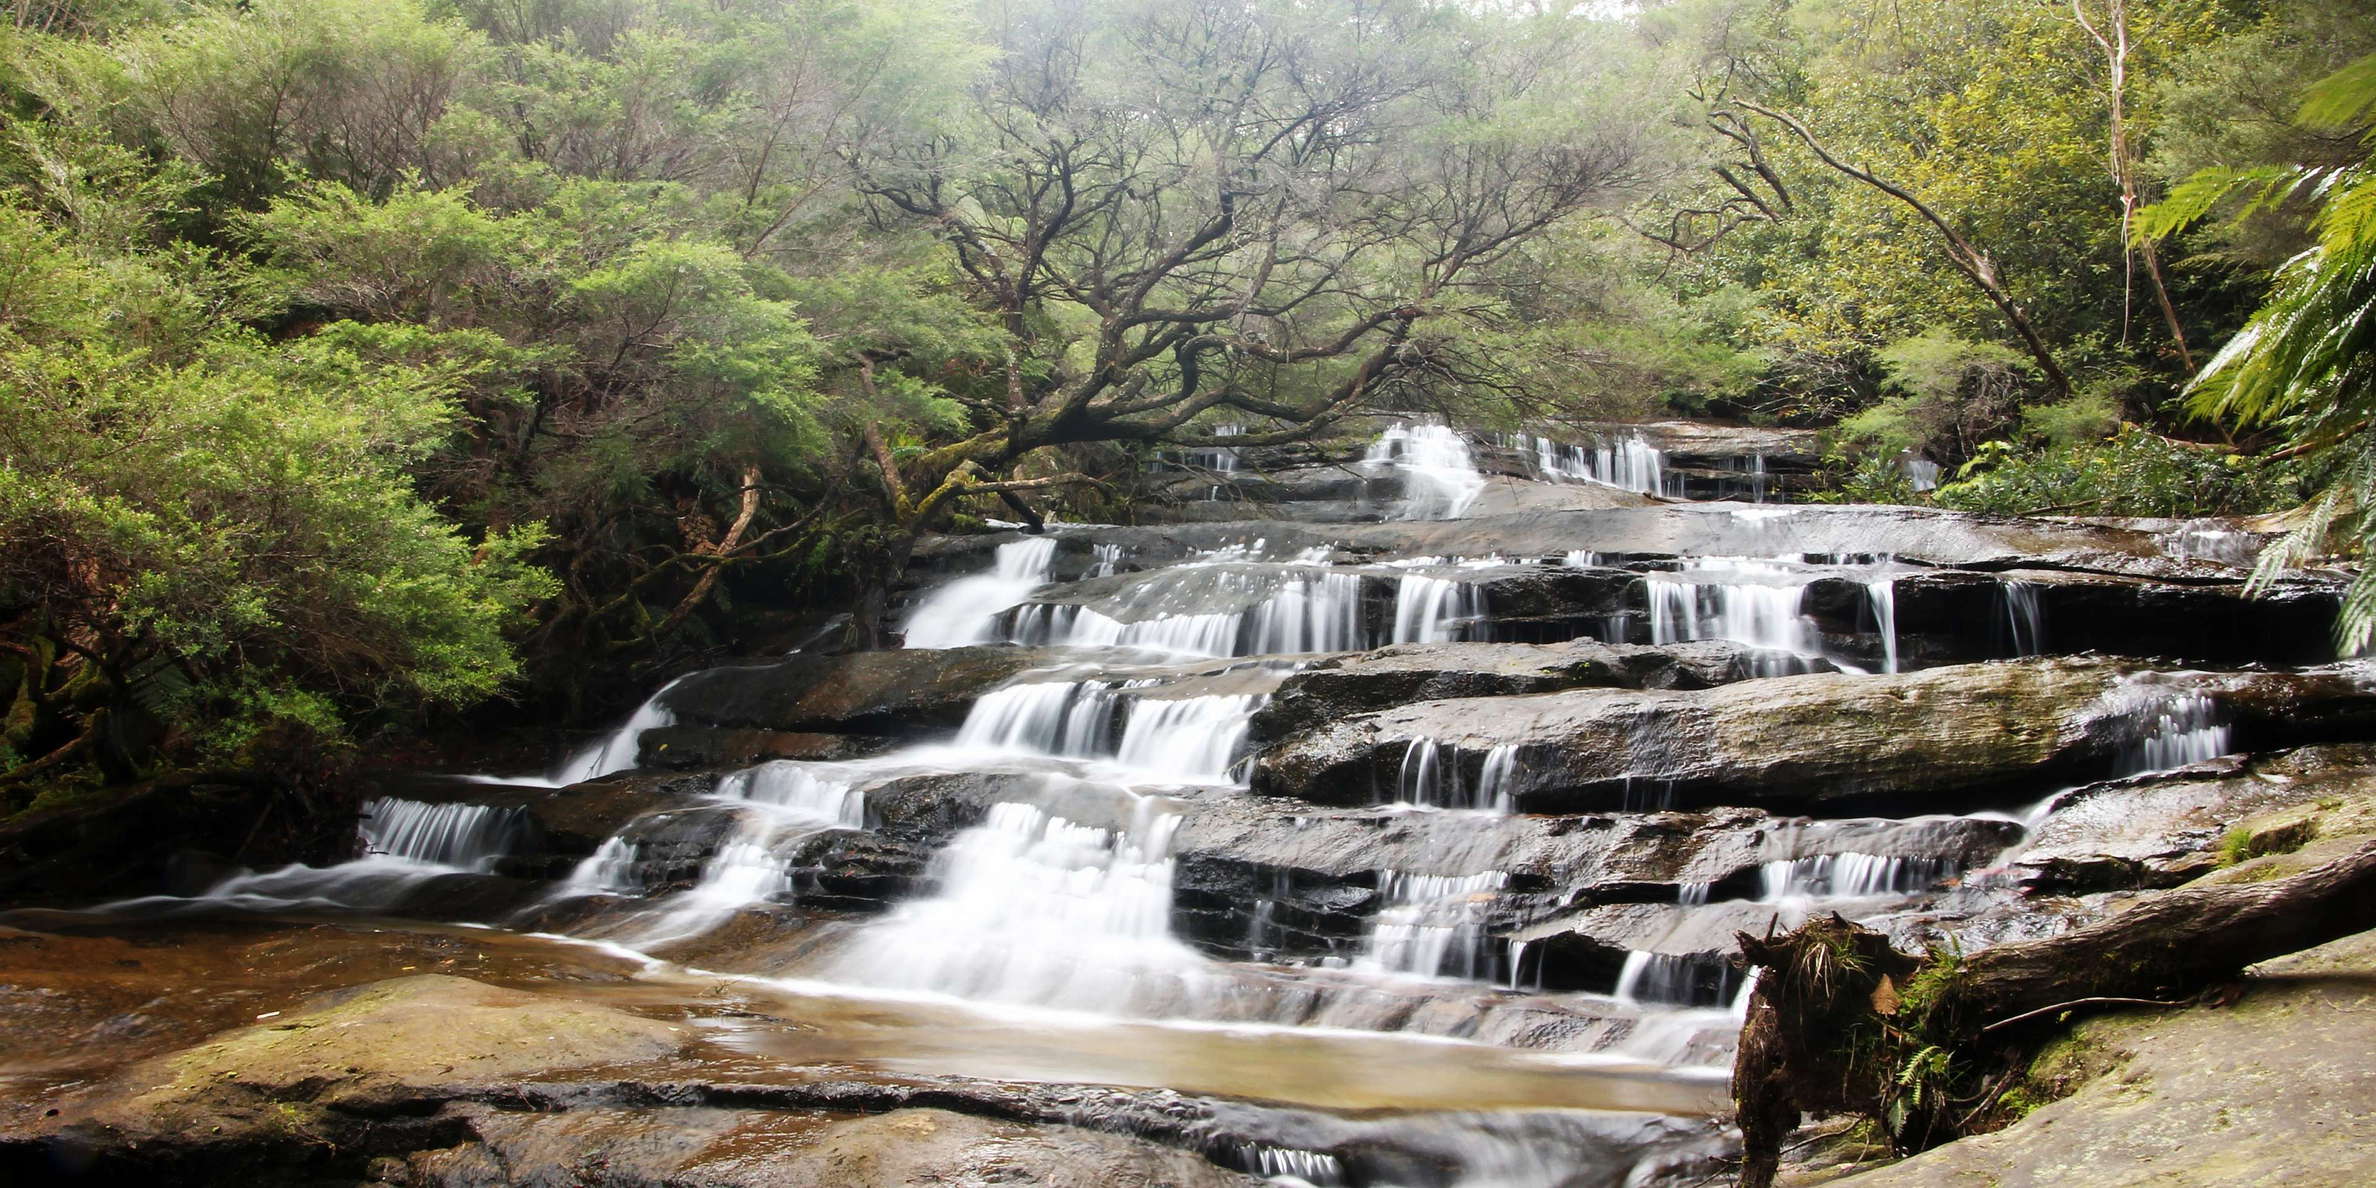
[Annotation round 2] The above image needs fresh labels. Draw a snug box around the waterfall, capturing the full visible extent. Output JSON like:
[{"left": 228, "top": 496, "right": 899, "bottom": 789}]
[
  {"left": 2120, "top": 691, "right": 2231, "bottom": 775},
  {"left": 1504, "top": 430, "right": 1668, "bottom": 495},
  {"left": 545, "top": 677, "right": 683, "bottom": 785},
  {"left": 2160, "top": 520, "right": 2258, "bottom": 565},
  {"left": 1391, "top": 572, "right": 1484, "bottom": 644},
  {"left": 1365, "top": 423, "right": 1485, "bottom": 520},
  {"left": 1645, "top": 559, "right": 1826, "bottom": 673},
  {"left": 1612, "top": 951, "right": 1743, "bottom": 1008},
  {"left": 1758, "top": 853, "right": 1955, "bottom": 901},
  {"left": 822, "top": 788, "right": 1210, "bottom": 1013},
  {"left": 1356, "top": 870, "right": 1510, "bottom": 980},
  {"left": 1903, "top": 457, "right": 1941, "bottom": 492},
  {"left": 1864, "top": 570, "right": 1900, "bottom": 674},
  {"left": 904, "top": 536, "right": 1060, "bottom": 648},
  {"left": 360, "top": 797, "right": 526, "bottom": 871},
  {"left": 1009, "top": 569, "right": 1365, "bottom": 658},
  {"left": 574, "top": 763, "right": 868, "bottom": 941},
  {"left": 1089, "top": 542, "right": 1124, "bottom": 578},
  {"left": 1113, "top": 692, "right": 1267, "bottom": 782},
  {"left": 559, "top": 835, "right": 642, "bottom": 896},
  {"left": 955, "top": 679, "right": 1133, "bottom": 756},
  {"left": 1646, "top": 556, "right": 1900, "bottom": 674},
  {"left": 1176, "top": 423, "right": 1243, "bottom": 474},
  {"left": 1236, "top": 1144, "right": 1349, "bottom": 1187},
  {"left": 1999, "top": 580, "right": 2047, "bottom": 657},
  {"left": 1394, "top": 739, "right": 1520, "bottom": 812}
]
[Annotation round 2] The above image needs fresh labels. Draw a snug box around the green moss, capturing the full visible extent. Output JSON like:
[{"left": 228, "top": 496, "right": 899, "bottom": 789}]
[{"left": 2218, "top": 819, "right": 2317, "bottom": 867}]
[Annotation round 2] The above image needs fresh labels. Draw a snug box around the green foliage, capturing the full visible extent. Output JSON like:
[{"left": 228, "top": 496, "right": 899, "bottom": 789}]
[
  {"left": 1931, "top": 425, "right": 2290, "bottom": 517},
  {"left": 2147, "top": 50, "right": 2376, "bottom": 652},
  {"left": 0, "top": 314, "right": 557, "bottom": 768}
]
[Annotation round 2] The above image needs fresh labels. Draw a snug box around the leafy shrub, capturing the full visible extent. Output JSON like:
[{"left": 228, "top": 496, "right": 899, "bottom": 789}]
[{"left": 1931, "top": 426, "right": 2294, "bottom": 517}]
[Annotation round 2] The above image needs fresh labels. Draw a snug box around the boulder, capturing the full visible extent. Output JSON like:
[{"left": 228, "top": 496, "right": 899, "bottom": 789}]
[
  {"left": 661, "top": 648, "right": 1061, "bottom": 736},
  {"left": 1249, "top": 659, "right": 2376, "bottom": 816},
  {"left": 1251, "top": 638, "right": 1795, "bottom": 743}
]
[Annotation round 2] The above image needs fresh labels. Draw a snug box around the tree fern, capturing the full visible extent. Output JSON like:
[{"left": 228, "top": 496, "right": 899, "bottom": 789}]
[{"left": 2149, "top": 52, "right": 2376, "bottom": 654}]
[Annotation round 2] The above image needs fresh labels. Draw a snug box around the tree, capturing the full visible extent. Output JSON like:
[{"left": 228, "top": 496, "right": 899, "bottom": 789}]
[
  {"left": 2146, "top": 52, "right": 2376, "bottom": 653},
  {"left": 0, "top": 201, "right": 552, "bottom": 793},
  {"left": 846, "top": 0, "right": 1662, "bottom": 547}
]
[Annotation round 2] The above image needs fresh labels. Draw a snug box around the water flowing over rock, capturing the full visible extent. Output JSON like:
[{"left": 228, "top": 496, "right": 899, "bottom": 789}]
[
  {"left": 1363, "top": 422, "right": 1486, "bottom": 520},
  {"left": 12, "top": 419, "right": 2372, "bottom": 1187}
]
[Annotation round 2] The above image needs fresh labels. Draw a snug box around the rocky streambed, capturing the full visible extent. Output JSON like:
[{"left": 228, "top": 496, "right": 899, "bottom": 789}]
[{"left": 4, "top": 421, "right": 2372, "bottom": 1186}]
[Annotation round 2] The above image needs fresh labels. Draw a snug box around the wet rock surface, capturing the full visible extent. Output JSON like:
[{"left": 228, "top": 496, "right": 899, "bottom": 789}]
[
  {"left": 1798, "top": 926, "right": 2376, "bottom": 1188},
  {"left": 1251, "top": 659, "right": 2376, "bottom": 816},
  {"left": 8, "top": 425, "right": 2372, "bottom": 1186}
]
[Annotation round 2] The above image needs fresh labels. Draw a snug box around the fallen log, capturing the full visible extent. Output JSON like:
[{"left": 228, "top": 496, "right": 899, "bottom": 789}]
[{"left": 1729, "top": 837, "right": 2376, "bottom": 1187}]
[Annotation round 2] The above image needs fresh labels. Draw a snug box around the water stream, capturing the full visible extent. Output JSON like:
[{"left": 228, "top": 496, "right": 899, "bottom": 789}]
[{"left": 49, "top": 421, "right": 2337, "bottom": 1187}]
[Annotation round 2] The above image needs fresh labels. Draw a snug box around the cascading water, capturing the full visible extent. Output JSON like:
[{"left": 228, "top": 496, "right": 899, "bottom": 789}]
[
  {"left": 1392, "top": 739, "right": 1520, "bottom": 812},
  {"left": 1392, "top": 572, "right": 1485, "bottom": 644},
  {"left": 1902, "top": 457, "right": 1941, "bottom": 492},
  {"left": 1365, "top": 422, "right": 1486, "bottom": 520},
  {"left": 1999, "top": 579, "right": 2047, "bottom": 657},
  {"left": 361, "top": 797, "right": 527, "bottom": 870},
  {"left": 1358, "top": 870, "right": 1512, "bottom": 980},
  {"left": 154, "top": 797, "right": 530, "bottom": 911},
  {"left": 2120, "top": 690, "right": 2232, "bottom": 775},
  {"left": 1612, "top": 951, "right": 1745, "bottom": 1009},
  {"left": 955, "top": 678, "right": 1134, "bottom": 756},
  {"left": 102, "top": 424, "right": 2321, "bottom": 1187},
  {"left": 1645, "top": 556, "right": 1901, "bottom": 674},
  {"left": 1503, "top": 430, "right": 1668, "bottom": 495},
  {"left": 1758, "top": 852, "right": 1955, "bottom": 901},
  {"left": 1113, "top": 692, "right": 1267, "bottom": 781},
  {"left": 1645, "top": 559, "right": 1826, "bottom": 674},
  {"left": 570, "top": 762, "right": 869, "bottom": 945},
  {"left": 904, "top": 536, "right": 1060, "bottom": 648},
  {"left": 821, "top": 784, "right": 1211, "bottom": 1014},
  {"left": 1008, "top": 568, "right": 1366, "bottom": 657}
]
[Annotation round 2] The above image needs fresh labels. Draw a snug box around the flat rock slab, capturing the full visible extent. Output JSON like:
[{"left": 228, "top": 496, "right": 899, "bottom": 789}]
[
  {"left": 917, "top": 504, "right": 2285, "bottom": 578},
  {"left": 1814, "top": 926, "right": 2376, "bottom": 1187},
  {"left": 662, "top": 647, "right": 1062, "bottom": 735},
  {"left": 2014, "top": 744, "right": 2376, "bottom": 892},
  {"left": 1250, "top": 659, "right": 2376, "bottom": 816},
  {"left": 419, "top": 1103, "right": 1265, "bottom": 1188},
  {"left": 1251, "top": 639, "right": 1788, "bottom": 743}
]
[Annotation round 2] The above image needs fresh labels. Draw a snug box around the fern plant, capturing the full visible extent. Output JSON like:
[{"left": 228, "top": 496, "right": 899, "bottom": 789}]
[{"left": 2144, "top": 52, "right": 2376, "bottom": 653}]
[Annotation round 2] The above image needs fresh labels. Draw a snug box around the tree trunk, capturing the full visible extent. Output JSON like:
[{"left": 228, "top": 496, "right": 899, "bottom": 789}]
[
  {"left": 1731, "top": 838, "right": 2376, "bottom": 1186},
  {"left": 1732, "top": 99, "right": 2074, "bottom": 399}
]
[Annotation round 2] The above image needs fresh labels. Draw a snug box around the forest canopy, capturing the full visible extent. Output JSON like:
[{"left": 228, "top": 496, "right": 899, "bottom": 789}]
[{"left": 1, "top": 0, "right": 2369, "bottom": 797}]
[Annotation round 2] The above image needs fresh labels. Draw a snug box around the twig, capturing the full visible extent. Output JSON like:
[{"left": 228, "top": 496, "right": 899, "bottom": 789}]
[{"left": 1979, "top": 995, "right": 2189, "bottom": 1034}]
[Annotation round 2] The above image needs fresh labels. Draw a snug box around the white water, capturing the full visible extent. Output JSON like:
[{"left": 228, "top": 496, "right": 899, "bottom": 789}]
[
  {"left": 956, "top": 678, "right": 1133, "bottom": 757},
  {"left": 2120, "top": 690, "right": 2232, "bottom": 775},
  {"left": 1612, "top": 951, "right": 1745, "bottom": 1009},
  {"left": 1392, "top": 572, "right": 1485, "bottom": 644},
  {"left": 1903, "top": 457, "right": 1941, "bottom": 492},
  {"left": 2000, "top": 579, "right": 2046, "bottom": 657},
  {"left": 822, "top": 785, "right": 1210, "bottom": 1013},
  {"left": 2159, "top": 519, "right": 2259, "bottom": 566},
  {"left": 1758, "top": 852, "right": 1955, "bottom": 901},
  {"left": 568, "top": 762, "right": 870, "bottom": 945},
  {"left": 955, "top": 676, "right": 1265, "bottom": 784},
  {"left": 1113, "top": 692, "right": 1266, "bottom": 781},
  {"left": 1008, "top": 568, "right": 1366, "bottom": 658},
  {"left": 1366, "top": 423, "right": 1486, "bottom": 520},
  {"left": 1394, "top": 739, "right": 1521, "bottom": 812},
  {"left": 1358, "top": 870, "right": 1511, "bottom": 980},
  {"left": 1505, "top": 430, "right": 1669, "bottom": 496},
  {"left": 114, "top": 798, "right": 528, "bottom": 912},
  {"left": 904, "top": 536, "right": 1060, "bottom": 648},
  {"left": 1645, "top": 556, "right": 1901, "bottom": 674}
]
